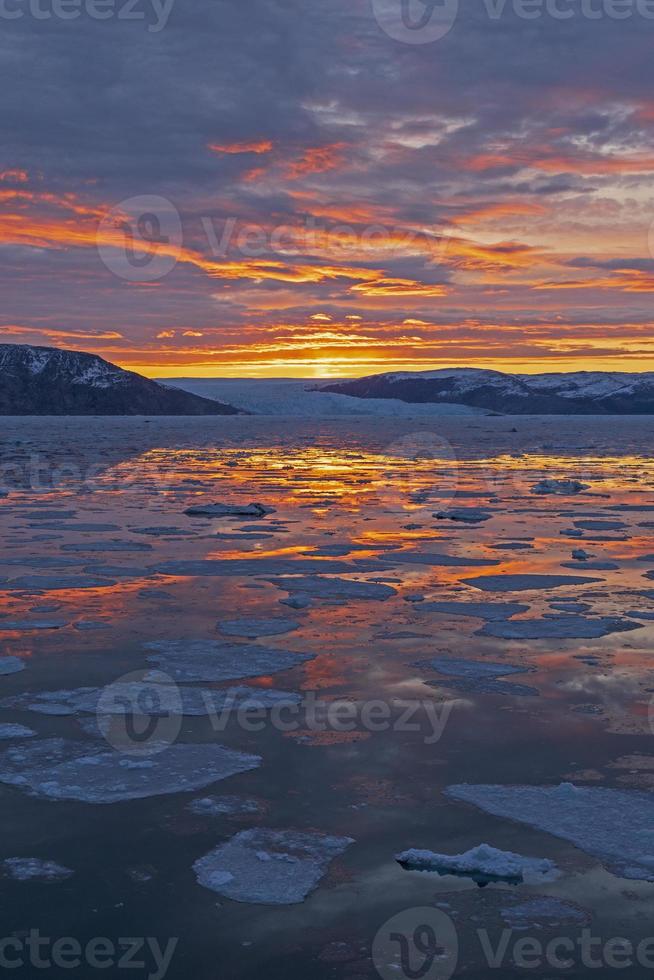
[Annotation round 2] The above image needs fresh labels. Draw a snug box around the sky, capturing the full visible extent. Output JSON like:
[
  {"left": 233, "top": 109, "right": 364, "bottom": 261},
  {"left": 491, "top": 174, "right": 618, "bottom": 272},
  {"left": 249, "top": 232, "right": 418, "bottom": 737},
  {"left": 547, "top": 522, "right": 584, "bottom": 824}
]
[{"left": 1, "top": 0, "right": 653, "bottom": 378}]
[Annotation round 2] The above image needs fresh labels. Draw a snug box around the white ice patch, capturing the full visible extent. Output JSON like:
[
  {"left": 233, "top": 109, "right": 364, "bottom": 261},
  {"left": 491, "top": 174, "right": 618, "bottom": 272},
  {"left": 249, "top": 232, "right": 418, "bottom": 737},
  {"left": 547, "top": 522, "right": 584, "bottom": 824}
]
[
  {"left": 530, "top": 480, "right": 589, "bottom": 495},
  {"left": 267, "top": 575, "right": 397, "bottom": 601},
  {"left": 389, "top": 552, "right": 499, "bottom": 568},
  {"left": 193, "top": 828, "right": 354, "bottom": 904},
  {"left": 416, "top": 600, "right": 529, "bottom": 621},
  {"left": 145, "top": 639, "right": 314, "bottom": 682},
  {"left": 0, "top": 619, "right": 67, "bottom": 631},
  {"left": 184, "top": 502, "right": 273, "bottom": 517},
  {"left": 187, "top": 794, "right": 262, "bottom": 816},
  {"left": 434, "top": 508, "right": 492, "bottom": 523},
  {"left": 0, "top": 723, "right": 36, "bottom": 739},
  {"left": 2, "top": 575, "right": 116, "bottom": 591},
  {"left": 446, "top": 782, "right": 654, "bottom": 881},
  {"left": 0, "top": 738, "right": 261, "bottom": 803},
  {"left": 462, "top": 574, "right": 603, "bottom": 592},
  {"left": 0, "top": 657, "right": 26, "bottom": 675},
  {"left": 217, "top": 618, "right": 300, "bottom": 638},
  {"left": 478, "top": 615, "right": 640, "bottom": 639},
  {"left": 396, "top": 843, "right": 557, "bottom": 885},
  {"left": 500, "top": 896, "right": 588, "bottom": 928},
  {"left": 2, "top": 858, "right": 74, "bottom": 882},
  {"left": 1, "top": 684, "right": 301, "bottom": 717}
]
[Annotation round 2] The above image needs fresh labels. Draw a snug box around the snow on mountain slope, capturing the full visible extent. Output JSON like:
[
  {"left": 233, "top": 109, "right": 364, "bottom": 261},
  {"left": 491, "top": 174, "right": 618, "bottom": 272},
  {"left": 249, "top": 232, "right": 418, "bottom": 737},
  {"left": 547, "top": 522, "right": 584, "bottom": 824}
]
[
  {"left": 320, "top": 368, "right": 654, "bottom": 414},
  {"left": 0, "top": 345, "right": 241, "bottom": 416}
]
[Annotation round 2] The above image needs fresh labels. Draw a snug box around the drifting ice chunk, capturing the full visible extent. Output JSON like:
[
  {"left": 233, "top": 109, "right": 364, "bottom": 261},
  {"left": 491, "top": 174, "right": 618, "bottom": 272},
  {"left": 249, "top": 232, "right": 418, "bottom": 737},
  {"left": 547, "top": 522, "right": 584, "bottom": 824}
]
[
  {"left": 0, "top": 657, "right": 26, "bottom": 675},
  {"left": 446, "top": 782, "right": 654, "bottom": 881},
  {"left": 0, "top": 619, "right": 67, "bottom": 631},
  {"left": 184, "top": 502, "right": 274, "bottom": 517},
  {"left": 267, "top": 576, "right": 396, "bottom": 601},
  {"left": 2, "top": 575, "right": 116, "bottom": 591},
  {"left": 187, "top": 795, "right": 262, "bottom": 816},
  {"left": 396, "top": 843, "right": 557, "bottom": 886},
  {"left": 0, "top": 724, "right": 35, "bottom": 739},
  {"left": 2, "top": 858, "right": 74, "bottom": 882},
  {"left": 434, "top": 508, "right": 491, "bottom": 523},
  {"left": 501, "top": 897, "right": 588, "bottom": 927},
  {"left": 145, "top": 639, "right": 314, "bottom": 682},
  {"left": 478, "top": 615, "right": 640, "bottom": 639},
  {"left": 416, "top": 600, "right": 528, "bottom": 621},
  {"left": 0, "top": 738, "right": 261, "bottom": 803},
  {"left": 1, "top": 684, "right": 301, "bottom": 717},
  {"left": 462, "top": 574, "right": 602, "bottom": 592},
  {"left": 193, "top": 828, "right": 354, "bottom": 904},
  {"left": 530, "top": 480, "right": 589, "bottom": 495},
  {"left": 389, "top": 552, "right": 499, "bottom": 567},
  {"left": 218, "top": 618, "right": 299, "bottom": 638}
]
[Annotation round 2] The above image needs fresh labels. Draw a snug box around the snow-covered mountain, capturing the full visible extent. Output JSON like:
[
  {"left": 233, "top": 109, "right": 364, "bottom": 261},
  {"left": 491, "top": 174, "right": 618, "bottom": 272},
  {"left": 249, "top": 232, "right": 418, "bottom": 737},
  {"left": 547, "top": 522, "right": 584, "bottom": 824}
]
[
  {"left": 0, "top": 345, "right": 240, "bottom": 415},
  {"left": 319, "top": 368, "right": 654, "bottom": 414}
]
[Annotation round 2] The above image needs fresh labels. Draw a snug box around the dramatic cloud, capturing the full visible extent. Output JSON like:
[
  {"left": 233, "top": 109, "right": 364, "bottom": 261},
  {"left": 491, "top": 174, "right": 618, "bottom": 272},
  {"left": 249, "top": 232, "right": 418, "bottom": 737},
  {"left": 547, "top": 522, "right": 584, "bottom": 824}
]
[{"left": 1, "top": 0, "right": 653, "bottom": 375}]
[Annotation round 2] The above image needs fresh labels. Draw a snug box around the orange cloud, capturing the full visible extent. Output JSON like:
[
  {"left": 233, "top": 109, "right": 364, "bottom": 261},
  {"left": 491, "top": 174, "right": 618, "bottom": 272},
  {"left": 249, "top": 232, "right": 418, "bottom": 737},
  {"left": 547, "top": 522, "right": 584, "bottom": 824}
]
[
  {"left": 208, "top": 140, "right": 273, "bottom": 155},
  {"left": 285, "top": 144, "right": 346, "bottom": 179}
]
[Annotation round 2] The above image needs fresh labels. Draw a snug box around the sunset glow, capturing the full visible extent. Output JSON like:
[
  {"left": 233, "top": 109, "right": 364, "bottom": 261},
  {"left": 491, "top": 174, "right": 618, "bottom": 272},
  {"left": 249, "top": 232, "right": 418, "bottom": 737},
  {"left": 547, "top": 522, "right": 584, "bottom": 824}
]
[{"left": 1, "top": 8, "right": 653, "bottom": 378}]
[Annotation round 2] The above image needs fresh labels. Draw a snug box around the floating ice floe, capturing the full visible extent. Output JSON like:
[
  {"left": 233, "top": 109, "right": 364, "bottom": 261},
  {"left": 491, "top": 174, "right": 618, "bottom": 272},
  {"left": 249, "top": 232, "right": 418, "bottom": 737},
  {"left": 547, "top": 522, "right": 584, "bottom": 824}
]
[
  {"left": 0, "top": 657, "right": 26, "bottom": 675},
  {"left": 462, "top": 574, "right": 602, "bottom": 592},
  {"left": 396, "top": 843, "right": 557, "bottom": 886},
  {"left": 0, "top": 619, "right": 67, "bottom": 631},
  {"left": 218, "top": 618, "right": 299, "bottom": 638},
  {"left": 61, "top": 540, "right": 152, "bottom": 553},
  {"left": 0, "top": 738, "right": 261, "bottom": 803},
  {"left": 2, "top": 858, "right": 74, "bottom": 882},
  {"left": 184, "top": 502, "right": 274, "bottom": 518},
  {"left": 1, "top": 575, "right": 116, "bottom": 591},
  {"left": 416, "top": 657, "right": 538, "bottom": 696},
  {"left": 193, "top": 828, "right": 354, "bottom": 904},
  {"left": 1, "top": 683, "right": 301, "bottom": 717},
  {"left": 280, "top": 594, "right": 312, "bottom": 609},
  {"left": 0, "top": 724, "right": 36, "bottom": 739},
  {"left": 388, "top": 552, "right": 499, "bottom": 567},
  {"left": 416, "top": 600, "right": 529, "bottom": 621},
  {"left": 478, "top": 614, "right": 641, "bottom": 639},
  {"left": 434, "top": 508, "right": 492, "bottom": 523},
  {"left": 500, "top": 896, "right": 588, "bottom": 928},
  {"left": 267, "top": 575, "right": 397, "bottom": 601},
  {"left": 187, "top": 794, "right": 262, "bottom": 816},
  {"left": 153, "top": 557, "right": 389, "bottom": 577},
  {"left": 530, "top": 479, "right": 589, "bottom": 495},
  {"left": 145, "top": 639, "right": 314, "bottom": 682},
  {"left": 573, "top": 519, "right": 626, "bottom": 532},
  {"left": 446, "top": 782, "right": 654, "bottom": 881},
  {"left": 560, "top": 560, "right": 618, "bottom": 571}
]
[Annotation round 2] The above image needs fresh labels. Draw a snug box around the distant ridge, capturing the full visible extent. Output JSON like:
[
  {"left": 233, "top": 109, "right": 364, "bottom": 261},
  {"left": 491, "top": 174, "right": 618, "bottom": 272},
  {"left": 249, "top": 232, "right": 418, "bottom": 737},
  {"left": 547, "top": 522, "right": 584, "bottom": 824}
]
[
  {"left": 319, "top": 368, "right": 654, "bottom": 415},
  {"left": 0, "top": 345, "right": 241, "bottom": 416}
]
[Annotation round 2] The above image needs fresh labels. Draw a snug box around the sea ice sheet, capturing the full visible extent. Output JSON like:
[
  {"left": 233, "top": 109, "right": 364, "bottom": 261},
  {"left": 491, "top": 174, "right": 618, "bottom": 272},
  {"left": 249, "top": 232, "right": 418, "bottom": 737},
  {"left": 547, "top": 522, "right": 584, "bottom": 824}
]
[
  {"left": 145, "top": 639, "right": 314, "bottom": 682},
  {"left": 446, "top": 782, "right": 654, "bottom": 880},
  {"left": 462, "top": 574, "right": 603, "bottom": 592},
  {"left": 193, "top": 828, "right": 354, "bottom": 904},
  {"left": 0, "top": 738, "right": 261, "bottom": 803}
]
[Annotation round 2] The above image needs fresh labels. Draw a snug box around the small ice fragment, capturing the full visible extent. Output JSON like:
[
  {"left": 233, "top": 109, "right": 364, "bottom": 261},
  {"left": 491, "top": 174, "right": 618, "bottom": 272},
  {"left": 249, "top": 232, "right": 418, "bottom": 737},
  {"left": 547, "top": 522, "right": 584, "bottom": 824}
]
[{"left": 396, "top": 843, "right": 557, "bottom": 886}]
